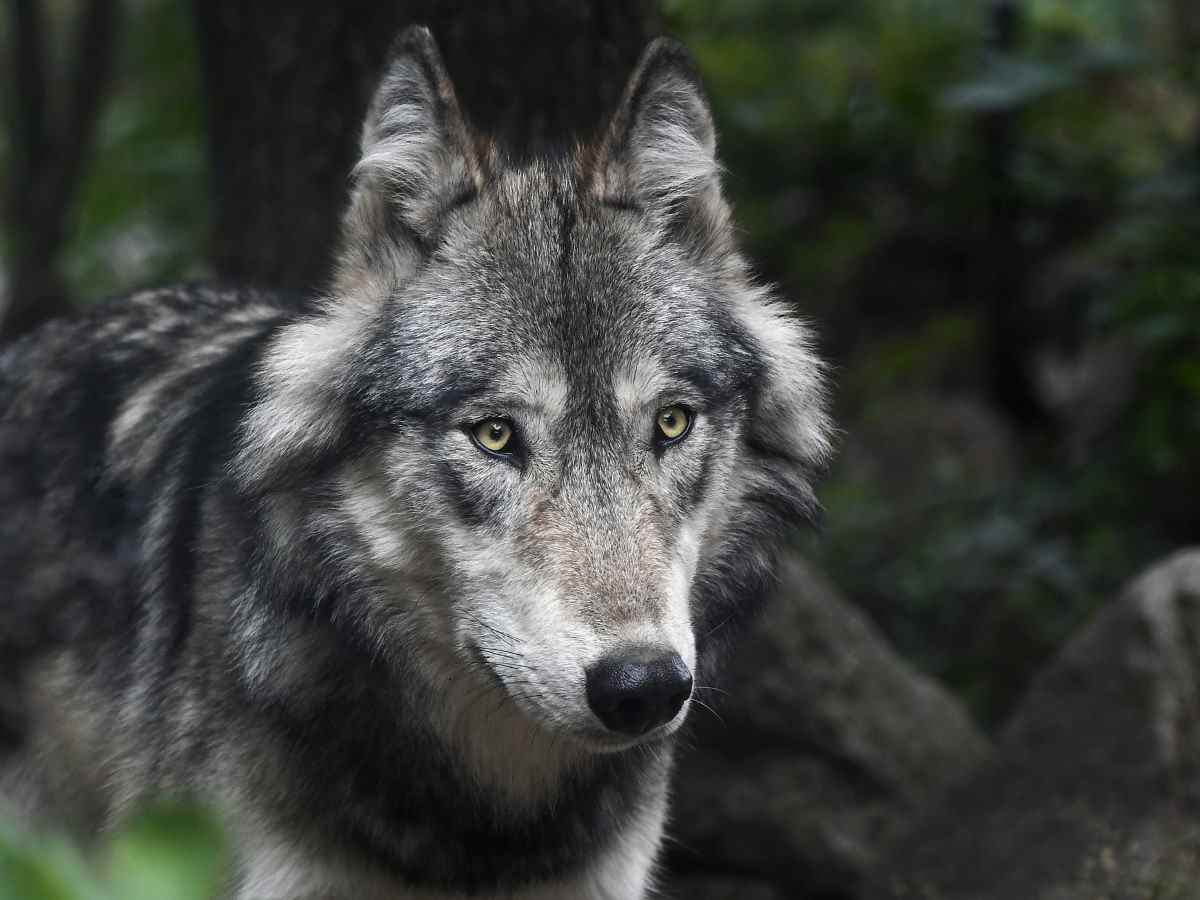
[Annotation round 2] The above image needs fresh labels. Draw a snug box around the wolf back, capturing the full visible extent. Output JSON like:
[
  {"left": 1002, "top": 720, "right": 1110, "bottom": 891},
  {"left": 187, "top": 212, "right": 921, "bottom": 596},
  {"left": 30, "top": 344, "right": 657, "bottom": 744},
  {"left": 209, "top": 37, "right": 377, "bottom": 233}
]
[{"left": 0, "top": 26, "right": 832, "bottom": 899}]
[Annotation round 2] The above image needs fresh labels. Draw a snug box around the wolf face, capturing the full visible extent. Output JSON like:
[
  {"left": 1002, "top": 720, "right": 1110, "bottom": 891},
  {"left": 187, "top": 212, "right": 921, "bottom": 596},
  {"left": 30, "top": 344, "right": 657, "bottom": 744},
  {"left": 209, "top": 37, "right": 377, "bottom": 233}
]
[{"left": 234, "top": 29, "right": 832, "bottom": 761}]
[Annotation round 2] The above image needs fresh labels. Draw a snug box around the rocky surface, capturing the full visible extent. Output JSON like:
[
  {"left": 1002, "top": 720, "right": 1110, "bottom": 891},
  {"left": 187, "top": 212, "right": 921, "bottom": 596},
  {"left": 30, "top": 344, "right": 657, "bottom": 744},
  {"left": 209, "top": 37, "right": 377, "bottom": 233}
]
[
  {"left": 665, "top": 554, "right": 990, "bottom": 899},
  {"left": 868, "top": 548, "right": 1200, "bottom": 900}
]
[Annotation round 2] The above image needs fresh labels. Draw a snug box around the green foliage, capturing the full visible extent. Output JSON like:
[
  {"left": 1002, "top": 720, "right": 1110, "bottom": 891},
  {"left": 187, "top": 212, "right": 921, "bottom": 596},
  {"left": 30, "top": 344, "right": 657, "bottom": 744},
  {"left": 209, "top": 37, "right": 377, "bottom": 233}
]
[
  {"left": 63, "top": 0, "right": 209, "bottom": 299},
  {"left": 809, "top": 457, "right": 1162, "bottom": 720},
  {"left": 0, "top": 826, "right": 100, "bottom": 900},
  {"left": 944, "top": 55, "right": 1088, "bottom": 114},
  {"left": 670, "top": 0, "right": 1200, "bottom": 724},
  {"left": 667, "top": 0, "right": 979, "bottom": 306},
  {"left": 0, "top": 804, "right": 227, "bottom": 900},
  {"left": 1089, "top": 183, "right": 1200, "bottom": 528}
]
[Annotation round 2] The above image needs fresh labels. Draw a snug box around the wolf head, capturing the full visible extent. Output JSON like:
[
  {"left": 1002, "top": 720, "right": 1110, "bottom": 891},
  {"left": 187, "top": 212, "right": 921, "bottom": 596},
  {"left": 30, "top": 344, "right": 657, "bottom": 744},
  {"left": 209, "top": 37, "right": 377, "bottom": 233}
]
[{"left": 235, "top": 27, "right": 831, "bottom": 755}]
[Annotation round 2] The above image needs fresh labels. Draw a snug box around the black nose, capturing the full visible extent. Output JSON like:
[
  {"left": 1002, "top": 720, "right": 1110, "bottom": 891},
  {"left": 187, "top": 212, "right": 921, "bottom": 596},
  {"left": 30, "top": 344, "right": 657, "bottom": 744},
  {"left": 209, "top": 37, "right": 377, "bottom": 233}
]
[{"left": 586, "top": 647, "right": 693, "bottom": 736}]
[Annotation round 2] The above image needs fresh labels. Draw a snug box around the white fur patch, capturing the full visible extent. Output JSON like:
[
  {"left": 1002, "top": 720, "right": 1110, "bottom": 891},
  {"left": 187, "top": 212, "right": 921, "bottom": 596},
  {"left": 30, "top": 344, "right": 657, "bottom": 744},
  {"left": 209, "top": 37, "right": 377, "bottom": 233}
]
[
  {"left": 612, "top": 357, "right": 668, "bottom": 421},
  {"left": 235, "top": 297, "right": 377, "bottom": 489},
  {"left": 504, "top": 356, "right": 570, "bottom": 421}
]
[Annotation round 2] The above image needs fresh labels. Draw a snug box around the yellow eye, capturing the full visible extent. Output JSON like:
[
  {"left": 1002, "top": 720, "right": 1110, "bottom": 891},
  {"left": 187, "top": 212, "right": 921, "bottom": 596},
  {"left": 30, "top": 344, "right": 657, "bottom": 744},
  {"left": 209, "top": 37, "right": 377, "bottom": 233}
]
[
  {"left": 472, "top": 418, "right": 513, "bottom": 454},
  {"left": 655, "top": 405, "right": 691, "bottom": 442}
]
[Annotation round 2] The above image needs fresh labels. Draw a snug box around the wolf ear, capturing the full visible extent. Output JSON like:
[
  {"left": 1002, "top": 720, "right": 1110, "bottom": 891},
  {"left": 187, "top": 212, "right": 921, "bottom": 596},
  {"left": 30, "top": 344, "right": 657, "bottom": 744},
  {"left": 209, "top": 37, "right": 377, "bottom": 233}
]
[
  {"left": 338, "top": 26, "right": 482, "bottom": 291},
  {"left": 592, "top": 38, "right": 729, "bottom": 249}
]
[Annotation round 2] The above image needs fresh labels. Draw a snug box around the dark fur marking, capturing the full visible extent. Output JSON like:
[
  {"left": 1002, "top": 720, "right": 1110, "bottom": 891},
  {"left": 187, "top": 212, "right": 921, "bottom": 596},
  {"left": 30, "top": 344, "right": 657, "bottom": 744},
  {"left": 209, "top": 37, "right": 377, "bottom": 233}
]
[
  {"left": 600, "top": 196, "right": 643, "bottom": 213},
  {"left": 687, "top": 446, "right": 714, "bottom": 513},
  {"left": 255, "top": 671, "right": 653, "bottom": 892},
  {"left": 157, "top": 327, "right": 285, "bottom": 662},
  {"left": 435, "top": 459, "right": 498, "bottom": 527},
  {"left": 557, "top": 186, "right": 577, "bottom": 299}
]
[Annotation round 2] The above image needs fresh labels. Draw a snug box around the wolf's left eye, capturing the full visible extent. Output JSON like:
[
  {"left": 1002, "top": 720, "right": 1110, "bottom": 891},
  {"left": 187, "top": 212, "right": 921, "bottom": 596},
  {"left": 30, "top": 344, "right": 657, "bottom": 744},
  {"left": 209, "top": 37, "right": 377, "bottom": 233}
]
[
  {"left": 654, "top": 405, "right": 692, "bottom": 445},
  {"left": 471, "top": 418, "right": 515, "bottom": 456}
]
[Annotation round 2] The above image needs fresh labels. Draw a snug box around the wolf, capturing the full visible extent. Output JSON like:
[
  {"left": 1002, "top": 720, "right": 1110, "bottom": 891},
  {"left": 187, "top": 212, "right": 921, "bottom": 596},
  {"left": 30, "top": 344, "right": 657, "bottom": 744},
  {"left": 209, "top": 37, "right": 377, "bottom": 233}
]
[{"left": 0, "top": 26, "right": 831, "bottom": 899}]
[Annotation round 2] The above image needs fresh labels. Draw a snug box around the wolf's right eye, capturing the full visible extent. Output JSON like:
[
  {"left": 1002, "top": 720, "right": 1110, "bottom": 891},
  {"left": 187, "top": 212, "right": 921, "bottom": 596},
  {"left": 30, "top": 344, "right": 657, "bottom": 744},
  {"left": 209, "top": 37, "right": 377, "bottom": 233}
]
[{"left": 470, "top": 418, "right": 515, "bottom": 456}]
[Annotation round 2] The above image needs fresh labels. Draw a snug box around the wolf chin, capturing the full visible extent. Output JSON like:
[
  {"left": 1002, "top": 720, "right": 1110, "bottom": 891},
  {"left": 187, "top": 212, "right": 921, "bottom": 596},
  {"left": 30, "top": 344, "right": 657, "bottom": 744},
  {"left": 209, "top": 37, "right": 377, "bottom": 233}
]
[{"left": 0, "top": 26, "right": 831, "bottom": 900}]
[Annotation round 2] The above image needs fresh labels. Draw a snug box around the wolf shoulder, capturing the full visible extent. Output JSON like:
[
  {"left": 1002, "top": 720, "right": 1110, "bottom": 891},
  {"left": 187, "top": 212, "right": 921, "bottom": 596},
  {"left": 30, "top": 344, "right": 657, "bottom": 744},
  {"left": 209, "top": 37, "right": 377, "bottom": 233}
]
[
  {"left": 1, "top": 283, "right": 297, "bottom": 431},
  {"left": 0, "top": 284, "right": 294, "bottom": 652}
]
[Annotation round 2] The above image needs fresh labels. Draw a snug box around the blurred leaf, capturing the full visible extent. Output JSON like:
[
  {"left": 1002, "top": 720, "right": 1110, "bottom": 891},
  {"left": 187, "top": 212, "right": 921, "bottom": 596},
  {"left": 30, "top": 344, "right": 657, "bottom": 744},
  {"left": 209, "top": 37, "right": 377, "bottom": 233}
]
[
  {"left": 0, "top": 824, "right": 108, "bottom": 900},
  {"left": 105, "top": 804, "right": 227, "bottom": 900},
  {"left": 64, "top": 0, "right": 210, "bottom": 300},
  {"left": 944, "top": 54, "right": 1075, "bottom": 112},
  {"left": 0, "top": 804, "right": 226, "bottom": 900},
  {"left": 1067, "top": 41, "right": 1143, "bottom": 75}
]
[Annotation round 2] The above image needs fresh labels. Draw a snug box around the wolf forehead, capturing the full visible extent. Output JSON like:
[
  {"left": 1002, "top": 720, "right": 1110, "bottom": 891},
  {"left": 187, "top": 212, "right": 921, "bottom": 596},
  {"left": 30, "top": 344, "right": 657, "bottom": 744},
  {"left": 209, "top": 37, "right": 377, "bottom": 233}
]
[{"left": 356, "top": 166, "right": 764, "bottom": 420}]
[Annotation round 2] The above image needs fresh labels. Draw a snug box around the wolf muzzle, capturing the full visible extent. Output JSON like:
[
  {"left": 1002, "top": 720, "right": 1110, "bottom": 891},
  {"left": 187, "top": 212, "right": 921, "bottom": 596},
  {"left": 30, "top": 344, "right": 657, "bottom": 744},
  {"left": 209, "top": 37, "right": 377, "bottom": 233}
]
[{"left": 585, "top": 645, "right": 693, "bottom": 735}]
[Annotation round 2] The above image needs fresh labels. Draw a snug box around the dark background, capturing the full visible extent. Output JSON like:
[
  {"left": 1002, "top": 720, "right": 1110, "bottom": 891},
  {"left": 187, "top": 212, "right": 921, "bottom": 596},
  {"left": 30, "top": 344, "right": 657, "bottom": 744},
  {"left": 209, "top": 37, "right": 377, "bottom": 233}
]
[{"left": 2, "top": 1, "right": 1199, "bottom": 897}]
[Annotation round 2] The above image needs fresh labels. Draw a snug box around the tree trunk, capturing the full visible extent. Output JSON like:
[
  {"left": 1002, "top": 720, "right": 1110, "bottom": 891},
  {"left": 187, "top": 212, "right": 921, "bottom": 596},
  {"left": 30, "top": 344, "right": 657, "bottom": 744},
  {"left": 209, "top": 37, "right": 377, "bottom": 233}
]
[
  {"left": 978, "top": 0, "right": 1051, "bottom": 430},
  {"left": 1, "top": 0, "right": 121, "bottom": 342},
  {"left": 191, "top": 0, "right": 658, "bottom": 295}
]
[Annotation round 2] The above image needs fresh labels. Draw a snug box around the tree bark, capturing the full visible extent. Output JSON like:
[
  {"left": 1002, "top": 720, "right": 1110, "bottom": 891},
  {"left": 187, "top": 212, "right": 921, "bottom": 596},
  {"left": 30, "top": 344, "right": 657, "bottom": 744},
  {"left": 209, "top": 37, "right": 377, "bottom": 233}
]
[
  {"left": 978, "top": 0, "right": 1051, "bottom": 430},
  {"left": 1, "top": 0, "right": 121, "bottom": 342},
  {"left": 191, "top": 0, "right": 658, "bottom": 295}
]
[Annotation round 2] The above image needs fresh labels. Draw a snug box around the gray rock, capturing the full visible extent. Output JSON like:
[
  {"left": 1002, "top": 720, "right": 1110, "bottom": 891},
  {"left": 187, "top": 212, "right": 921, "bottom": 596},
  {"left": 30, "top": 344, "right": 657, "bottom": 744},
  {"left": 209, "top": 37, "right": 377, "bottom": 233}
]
[
  {"left": 667, "top": 554, "right": 990, "bottom": 897},
  {"left": 869, "top": 548, "right": 1200, "bottom": 900}
]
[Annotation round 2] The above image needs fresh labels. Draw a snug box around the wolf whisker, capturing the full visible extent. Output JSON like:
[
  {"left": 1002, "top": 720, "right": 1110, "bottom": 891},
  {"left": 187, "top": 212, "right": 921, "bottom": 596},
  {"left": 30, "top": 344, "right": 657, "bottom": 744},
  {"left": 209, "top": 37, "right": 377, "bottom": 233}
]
[{"left": 689, "top": 698, "right": 727, "bottom": 729}]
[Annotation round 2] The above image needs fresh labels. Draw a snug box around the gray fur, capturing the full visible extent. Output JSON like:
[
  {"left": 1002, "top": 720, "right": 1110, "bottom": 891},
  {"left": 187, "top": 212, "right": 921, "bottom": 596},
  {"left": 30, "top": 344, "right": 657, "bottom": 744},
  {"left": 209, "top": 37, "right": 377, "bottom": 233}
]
[{"left": 0, "top": 27, "right": 832, "bottom": 899}]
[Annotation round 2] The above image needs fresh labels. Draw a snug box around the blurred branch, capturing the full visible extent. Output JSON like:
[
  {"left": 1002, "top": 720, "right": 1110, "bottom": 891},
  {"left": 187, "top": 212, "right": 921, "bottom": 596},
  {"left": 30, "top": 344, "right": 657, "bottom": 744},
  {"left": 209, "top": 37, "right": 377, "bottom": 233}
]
[
  {"left": 9, "top": 0, "right": 48, "bottom": 179},
  {"left": 1, "top": 0, "right": 121, "bottom": 342},
  {"left": 55, "top": 0, "right": 121, "bottom": 231},
  {"left": 1172, "top": 0, "right": 1200, "bottom": 160},
  {"left": 1169, "top": 0, "right": 1200, "bottom": 77},
  {"left": 977, "top": 0, "right": 1051, "bottom": 431}
]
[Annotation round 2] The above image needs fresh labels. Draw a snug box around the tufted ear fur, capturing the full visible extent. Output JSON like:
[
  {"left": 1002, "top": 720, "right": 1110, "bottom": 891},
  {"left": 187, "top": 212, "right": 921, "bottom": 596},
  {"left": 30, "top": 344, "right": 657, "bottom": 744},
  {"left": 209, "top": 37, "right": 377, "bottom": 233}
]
[
  {"left": 590, "top": 38, "right": 730, "bottom": 253},
  {"left": 336, "top": 26, "right": 485, "bottom": 297}
]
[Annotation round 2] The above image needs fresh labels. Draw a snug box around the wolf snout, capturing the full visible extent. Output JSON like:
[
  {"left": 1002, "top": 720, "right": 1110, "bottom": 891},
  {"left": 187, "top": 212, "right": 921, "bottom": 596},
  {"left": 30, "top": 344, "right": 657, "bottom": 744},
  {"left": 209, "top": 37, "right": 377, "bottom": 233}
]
[{"left": 585, "top": 646, "right": 693, "bottom": 736}]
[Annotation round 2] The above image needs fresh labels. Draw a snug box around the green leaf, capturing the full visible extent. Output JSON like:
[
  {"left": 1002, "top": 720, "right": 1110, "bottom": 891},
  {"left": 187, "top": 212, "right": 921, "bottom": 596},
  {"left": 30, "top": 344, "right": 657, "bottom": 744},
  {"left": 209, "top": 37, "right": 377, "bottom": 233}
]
[
  {"left": 105, "top": 804, "right": 227, "bottom": 900},
  {"left": 944, "top": 54, "right": 1075, "bottom": 112},
  {"left": 1067, "top": 41, "right": 1142, "bottom": 75},
  {"left": 0, "top": 825, "right": 108, "bottom": 900}
]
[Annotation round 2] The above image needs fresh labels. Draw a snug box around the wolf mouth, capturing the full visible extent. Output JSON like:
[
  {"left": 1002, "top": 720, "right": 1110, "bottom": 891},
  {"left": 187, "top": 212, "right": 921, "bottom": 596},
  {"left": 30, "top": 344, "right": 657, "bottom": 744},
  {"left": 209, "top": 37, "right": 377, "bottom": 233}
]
[{"left": 463, "top": 638, "right": 686, "bottom": 752}]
